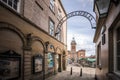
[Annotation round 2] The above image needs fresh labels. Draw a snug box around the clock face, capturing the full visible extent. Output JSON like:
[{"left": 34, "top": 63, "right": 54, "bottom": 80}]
[{"left": 72, "top": 46, "right": 75, "bottom": 49}]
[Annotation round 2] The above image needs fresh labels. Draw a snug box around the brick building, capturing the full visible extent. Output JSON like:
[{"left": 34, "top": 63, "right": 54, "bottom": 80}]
[
  {"left": 77, "top": 50, "right": 86, "bottom": 59},
  {"left": 93, "top": 0, "right": 120, "bottom": 80},
  {"left": 0, "top": 0, "right": 67, "bottom": 80}
]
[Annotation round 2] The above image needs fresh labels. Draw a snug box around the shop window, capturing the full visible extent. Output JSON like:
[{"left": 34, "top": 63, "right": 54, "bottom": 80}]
[
  {"left": 47, "top": 53, "right": 54, "bottom": 68},
  {"left": 49, "top": 18, "right": 55, "bottom": 36},
  {"left": 0, "top": 50, "right": 21, "bottom": 80},
  {"left": 32, "top": 54, "right": 43, "bottom": 74},
  {"left": 0, "top": 0, "right": 20, "bottom": 12},
  {"left": 50, "top": 0, "right": 55, "bottom": 12}
]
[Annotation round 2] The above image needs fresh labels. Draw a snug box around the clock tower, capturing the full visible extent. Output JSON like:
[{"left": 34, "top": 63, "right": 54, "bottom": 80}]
[
  {"left": 71, "top": 37, "right": 76, "bottom": 52},
  {"left": 71, "top": 37, "right": 77, "bottom": 62}
]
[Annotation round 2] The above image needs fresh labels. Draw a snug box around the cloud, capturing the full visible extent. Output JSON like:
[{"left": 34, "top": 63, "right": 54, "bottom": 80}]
[
  {"left": 67, "top": 31, "right": 95, "bottom": 56},
  {"left": 76, "top": 0, "right": 94, "bottom": 11},
  {"left": 61, "top": 0, "right": 94, "bottom": 13},
  {"left": 61, "top": 0, "right": 96, "bottom": 56}
]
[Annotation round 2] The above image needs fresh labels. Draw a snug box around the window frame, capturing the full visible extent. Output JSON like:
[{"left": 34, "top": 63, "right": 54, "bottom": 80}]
[
  {"left": 50, "top": 0, "right": 55, "bottom": 12},
  {"left": 0, "top": 0, "right": 20, "bottom": 12},
  {"left": 114, "top": 26, "right": 120, "bottom": 75},
  {"left": 57, "top": 8, "right": 62, "bottom": 20},
  {"left": 49, "top": 18, "right": 55, "bottom": 36}
]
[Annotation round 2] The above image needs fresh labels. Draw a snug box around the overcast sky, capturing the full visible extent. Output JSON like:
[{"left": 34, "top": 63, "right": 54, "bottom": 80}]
[{"left": 61, "top": 0, "right": 96, "bottom": 56}]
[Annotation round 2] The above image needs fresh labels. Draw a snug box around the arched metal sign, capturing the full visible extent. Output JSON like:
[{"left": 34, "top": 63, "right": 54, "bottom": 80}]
[{"left": 55, "top": 11, "right": 96, "bottom": 35}]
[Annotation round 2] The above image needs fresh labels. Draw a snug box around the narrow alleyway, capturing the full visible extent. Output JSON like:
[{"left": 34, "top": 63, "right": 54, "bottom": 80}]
[{"left": 46, "top": 64, "right": 95, "bottom": 80}]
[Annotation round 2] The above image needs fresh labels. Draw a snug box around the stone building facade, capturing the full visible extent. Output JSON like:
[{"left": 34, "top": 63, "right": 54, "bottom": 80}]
[
  {"left": 93, "top": 0, "right": 120, "bottom": 80},
  {"left": 0, "top": 0, "right": 67, "bottom": 80}
]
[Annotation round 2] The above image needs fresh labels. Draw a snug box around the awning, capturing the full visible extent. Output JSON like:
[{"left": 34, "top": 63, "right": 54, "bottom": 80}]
[{"left": 87, "top": 58, "right": 96, "bottom": 62}]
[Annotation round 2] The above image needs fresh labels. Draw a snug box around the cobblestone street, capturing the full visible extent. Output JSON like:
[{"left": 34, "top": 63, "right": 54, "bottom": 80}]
[{"left": 46, "top": 65, "right": 95, "bottom": 80}]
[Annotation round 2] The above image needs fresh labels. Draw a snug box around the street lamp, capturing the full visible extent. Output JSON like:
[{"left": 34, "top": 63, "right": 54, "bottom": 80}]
[{"left": 95, "top": 0, "right": 110, "bottom": 18}]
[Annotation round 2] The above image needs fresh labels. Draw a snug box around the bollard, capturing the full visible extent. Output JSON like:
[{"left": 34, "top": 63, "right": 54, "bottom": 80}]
[
  {"left": 70, "top": 67, "right": 72, "bottom": 75},
  {"left": 80, "top": 68, "right": 82, "bottom": 77}
]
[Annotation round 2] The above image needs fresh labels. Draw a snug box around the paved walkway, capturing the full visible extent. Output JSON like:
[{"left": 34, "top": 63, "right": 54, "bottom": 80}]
[{"left": 46, "top": 65, "right": 95, "bottom": 80}]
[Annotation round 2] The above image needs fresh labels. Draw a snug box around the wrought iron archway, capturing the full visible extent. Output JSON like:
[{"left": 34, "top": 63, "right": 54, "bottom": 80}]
[{"left": 55, "top": 11, "right": 96, "bottom": 35}]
